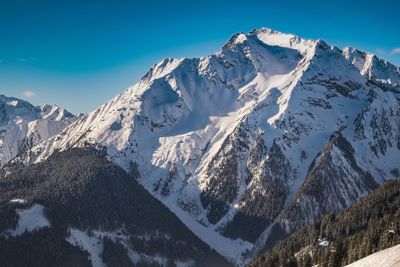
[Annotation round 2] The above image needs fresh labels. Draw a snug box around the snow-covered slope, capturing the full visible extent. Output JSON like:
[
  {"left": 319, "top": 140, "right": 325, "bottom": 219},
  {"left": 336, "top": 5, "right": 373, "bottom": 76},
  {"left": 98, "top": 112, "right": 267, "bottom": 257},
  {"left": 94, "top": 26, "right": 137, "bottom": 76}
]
[
  {"left": 0, "top": 95, "right": 77, "bottom": 167},
  {"left": 8, "top": 28, "right": 400, "bottom": 264},
  {"left": 345, "top": 244, "right": 400, "bottom": 267},
  {"left": 343, "top": 47, "right": 400, "bottom": 92}
]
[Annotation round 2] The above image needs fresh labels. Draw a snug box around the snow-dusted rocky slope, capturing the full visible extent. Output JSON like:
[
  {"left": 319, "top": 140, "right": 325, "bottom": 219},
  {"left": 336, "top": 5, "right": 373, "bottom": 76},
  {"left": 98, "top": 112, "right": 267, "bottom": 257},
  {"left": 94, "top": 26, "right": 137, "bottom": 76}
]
[
  {"left": 8, "top": 28, "right": 400, "bottom": 264},
  {"left": 0, "top": 95, "right": 76, "bottom": 167}
]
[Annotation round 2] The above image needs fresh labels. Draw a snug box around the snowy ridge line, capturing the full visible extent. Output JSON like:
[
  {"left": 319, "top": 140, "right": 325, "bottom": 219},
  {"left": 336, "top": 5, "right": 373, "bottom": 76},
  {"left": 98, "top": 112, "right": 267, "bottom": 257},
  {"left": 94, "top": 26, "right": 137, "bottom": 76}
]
[{"left": 0, "top": 94, "right": 77, "bottom": 167}]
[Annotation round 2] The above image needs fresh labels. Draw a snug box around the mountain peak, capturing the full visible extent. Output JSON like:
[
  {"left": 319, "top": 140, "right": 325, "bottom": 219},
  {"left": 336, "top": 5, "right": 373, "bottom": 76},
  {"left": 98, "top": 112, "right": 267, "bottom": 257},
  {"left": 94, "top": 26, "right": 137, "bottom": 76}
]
[
  {"left": 250, "top": 27, "right": 294, "bottom": 38},
  {"left": 0, "top": 94, "right": 36, "bottom": 110},
  {"left": 39, "top": 103, "right": 75, "bottom": 121},
  {"left": 248, "top": 27, "right": 314, "bottom": 51}
]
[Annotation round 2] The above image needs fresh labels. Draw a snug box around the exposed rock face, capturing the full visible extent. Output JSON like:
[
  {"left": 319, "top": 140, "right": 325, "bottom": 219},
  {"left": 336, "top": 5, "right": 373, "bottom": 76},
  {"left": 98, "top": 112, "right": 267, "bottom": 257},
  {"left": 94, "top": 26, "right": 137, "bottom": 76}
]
[
  {"left": 223, "top": 140, "right": 291, "bottom": 243},
  {"left": 201, "top": 122, "right": 251, "bottom": 224},
  {"left": 278, "top": 133, "right": 378, "bottom": 234}
]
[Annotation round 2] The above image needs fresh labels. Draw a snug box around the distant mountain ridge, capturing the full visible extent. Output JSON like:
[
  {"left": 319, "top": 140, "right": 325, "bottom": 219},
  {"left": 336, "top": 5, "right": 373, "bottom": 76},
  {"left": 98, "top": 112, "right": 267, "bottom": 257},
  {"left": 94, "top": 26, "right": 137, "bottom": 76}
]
[
  {"left": 0, "top": 94, "right": 77, "bottom": 167},
  {"left": 2, "top": 27, "right": 400, "bottom": 265}
]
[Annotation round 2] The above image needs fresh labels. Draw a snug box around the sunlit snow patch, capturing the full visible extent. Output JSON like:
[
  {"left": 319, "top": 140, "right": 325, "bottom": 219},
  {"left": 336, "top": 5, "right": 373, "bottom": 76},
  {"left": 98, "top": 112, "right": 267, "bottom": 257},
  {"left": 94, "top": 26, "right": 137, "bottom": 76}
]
[
  {"left": 7, "top": 203, "right": 50, "bottom": 236},
  {"left": 9, "top": 198, "right": 27, "bottom": 204},
  {"left": 66, "top": 228, "right": 184, "bottom": 267},
  {"left": 66, "top": 229, "right": 106, "bottom": 267}
]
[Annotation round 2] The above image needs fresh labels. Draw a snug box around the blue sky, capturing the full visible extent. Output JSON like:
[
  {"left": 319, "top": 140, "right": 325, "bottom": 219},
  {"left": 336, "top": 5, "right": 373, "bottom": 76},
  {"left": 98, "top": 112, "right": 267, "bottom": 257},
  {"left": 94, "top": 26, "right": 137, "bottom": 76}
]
[{"left": 1, "top": 0, "right": 399, "bottom": 113}]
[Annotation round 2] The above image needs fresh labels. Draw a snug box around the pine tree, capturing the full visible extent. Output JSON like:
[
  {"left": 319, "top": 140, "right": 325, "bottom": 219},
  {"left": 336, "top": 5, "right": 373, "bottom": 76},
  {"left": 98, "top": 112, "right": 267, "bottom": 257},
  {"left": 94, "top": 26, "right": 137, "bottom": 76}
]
[{"left": 303, "top": 253, "right": 312, "bottom": 267}]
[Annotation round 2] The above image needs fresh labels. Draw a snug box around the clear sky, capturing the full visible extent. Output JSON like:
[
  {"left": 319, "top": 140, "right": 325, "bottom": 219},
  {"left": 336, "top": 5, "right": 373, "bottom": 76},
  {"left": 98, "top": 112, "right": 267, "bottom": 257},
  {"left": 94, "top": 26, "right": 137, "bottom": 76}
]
[{"left": 1, "top": 0, "right": 399, "bottom": 114}]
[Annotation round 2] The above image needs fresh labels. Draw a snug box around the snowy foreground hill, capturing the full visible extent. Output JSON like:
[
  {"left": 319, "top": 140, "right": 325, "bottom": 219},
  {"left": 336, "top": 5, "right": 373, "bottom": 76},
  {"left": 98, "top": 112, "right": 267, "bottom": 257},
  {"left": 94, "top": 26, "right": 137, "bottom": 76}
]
[
  {"left": 346, "top": 245, "right": 400, "bottom": 267},
  {"left": 5, "top": 28, "right": 400, "bottom": 264},
  {"left": 345, "top": 244, "right": 400, "bottom": 267}
]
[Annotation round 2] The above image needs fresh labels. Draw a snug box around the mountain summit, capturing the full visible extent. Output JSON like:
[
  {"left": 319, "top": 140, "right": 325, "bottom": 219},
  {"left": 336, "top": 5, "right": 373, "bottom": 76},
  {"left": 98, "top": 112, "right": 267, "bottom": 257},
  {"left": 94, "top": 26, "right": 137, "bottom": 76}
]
[{"left": 6, "top": 28, "right": 400, "bottom": 264}]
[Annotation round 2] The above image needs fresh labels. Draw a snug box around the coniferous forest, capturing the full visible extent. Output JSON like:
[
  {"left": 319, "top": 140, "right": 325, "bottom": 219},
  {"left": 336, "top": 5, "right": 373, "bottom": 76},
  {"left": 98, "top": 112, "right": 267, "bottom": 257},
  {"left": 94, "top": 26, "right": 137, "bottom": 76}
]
[{"left": 0, "top": 148, "right": 231, "bottom": 267}]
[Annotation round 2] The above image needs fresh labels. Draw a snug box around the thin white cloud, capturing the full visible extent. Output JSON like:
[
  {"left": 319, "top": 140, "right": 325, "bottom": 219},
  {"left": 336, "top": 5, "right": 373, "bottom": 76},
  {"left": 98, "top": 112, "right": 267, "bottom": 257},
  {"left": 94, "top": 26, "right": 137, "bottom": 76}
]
[
  {"left": 23, "top": 91, "right": 35, "bottom": 97},
  {"left": 17, "top": 58, "right": 27, "bottom": 62},
  {"left": 390, "top": 48, "right": 400, "bottom": 55},
  {"left": 0, "top": 59, "right": 3, "bottom": 63}
]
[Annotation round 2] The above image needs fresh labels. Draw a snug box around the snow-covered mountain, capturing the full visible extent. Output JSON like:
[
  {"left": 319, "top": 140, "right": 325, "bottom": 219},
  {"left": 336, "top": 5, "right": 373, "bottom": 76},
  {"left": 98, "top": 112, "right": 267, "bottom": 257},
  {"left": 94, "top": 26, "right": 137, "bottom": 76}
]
[
  {"left": 7, "top": 28, "right": 400, "bottom": 264},
  {"left": 0, "top": 95, "right": 77, "bottom": 167}
]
